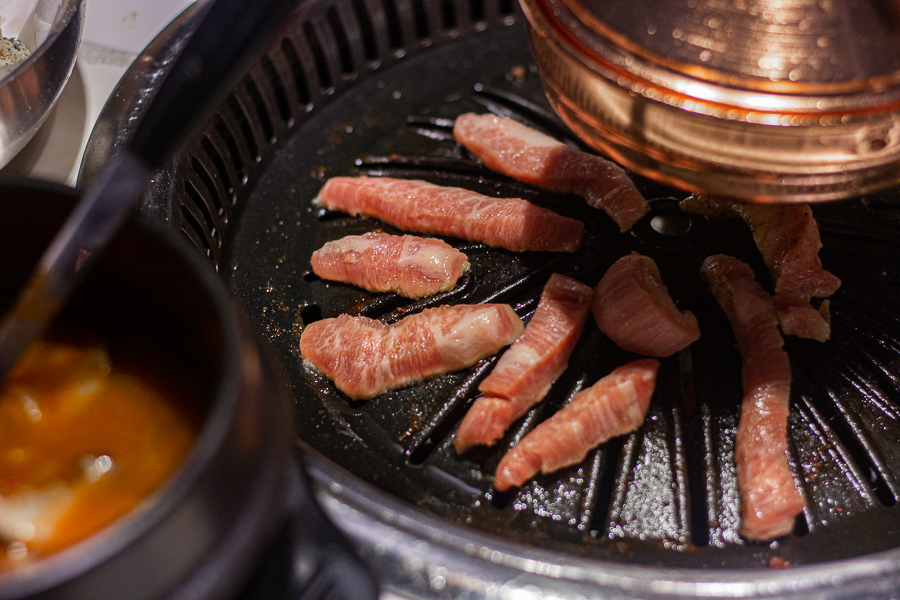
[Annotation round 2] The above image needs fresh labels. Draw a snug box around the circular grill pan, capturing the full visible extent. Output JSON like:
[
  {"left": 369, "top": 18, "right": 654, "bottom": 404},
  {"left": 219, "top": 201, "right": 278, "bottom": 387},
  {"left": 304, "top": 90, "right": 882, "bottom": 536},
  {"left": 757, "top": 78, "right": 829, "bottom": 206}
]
[
  {"left": 227, "top": 82, "right": 900, "bottom": 568},
  {"left": 81, "top": 0, "right": 900, "bottom": 594}
]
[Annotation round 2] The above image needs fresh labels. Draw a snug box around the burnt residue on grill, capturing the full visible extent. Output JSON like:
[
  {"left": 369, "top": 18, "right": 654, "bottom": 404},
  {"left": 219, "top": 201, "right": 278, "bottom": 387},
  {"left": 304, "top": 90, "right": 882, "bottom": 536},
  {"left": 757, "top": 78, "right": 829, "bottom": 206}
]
[{"left": 192, "top": 12, "right": 900, "bottom": 570}]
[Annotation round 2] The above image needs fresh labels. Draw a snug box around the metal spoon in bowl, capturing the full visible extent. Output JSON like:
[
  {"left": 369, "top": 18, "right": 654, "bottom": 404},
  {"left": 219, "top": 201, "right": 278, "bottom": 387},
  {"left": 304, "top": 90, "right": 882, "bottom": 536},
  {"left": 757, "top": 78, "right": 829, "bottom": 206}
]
[{"left": 0, "top": 0, "right": 300, "bottom": 384}]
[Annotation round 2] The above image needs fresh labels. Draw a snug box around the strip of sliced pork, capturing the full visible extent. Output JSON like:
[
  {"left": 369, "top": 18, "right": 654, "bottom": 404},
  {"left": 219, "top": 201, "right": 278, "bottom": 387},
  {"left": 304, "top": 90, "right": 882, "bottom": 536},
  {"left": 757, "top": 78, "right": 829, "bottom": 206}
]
[
  {"left": 314, "top": 176, "right": 584, "bottom": 252},
  {"left": 701, "top": 254, "right": 806, "bottom": 541},
  {"left": 454, "top": 113, "right": 649, "bottom": 231},
  {"left": 683, "top": 196, "right": 840, "bottom": 342},
  {"left": 454, "top": 274, "right": 593, "bottom": 452},
  {"left": 299, "top": 304, "right": 524, "bottom": 400},
  {"left": 593, "top": 252, "right": 700, "bottom": 357},
  {"left": 494, "top": 359, "right": 659, "bottom": 492},
  {"left": 311, "top": 232, "right": 470, "bottom": 299}
]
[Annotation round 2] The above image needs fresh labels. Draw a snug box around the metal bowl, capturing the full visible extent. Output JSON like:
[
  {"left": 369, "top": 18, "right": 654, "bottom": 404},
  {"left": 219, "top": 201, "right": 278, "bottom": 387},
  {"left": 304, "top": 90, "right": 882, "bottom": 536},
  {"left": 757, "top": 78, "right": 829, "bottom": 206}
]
[
  {"left": 0, "top": 0, "right": 83, "bottom": 168},
  {"left": 520, "top": 0, "right": 900, "bottom": 203}
]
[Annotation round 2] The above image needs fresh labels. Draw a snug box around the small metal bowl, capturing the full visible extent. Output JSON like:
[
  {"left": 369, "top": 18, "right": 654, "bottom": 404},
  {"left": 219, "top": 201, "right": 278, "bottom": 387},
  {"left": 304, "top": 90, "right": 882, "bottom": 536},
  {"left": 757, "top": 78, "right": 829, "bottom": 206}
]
[
  {"left": 521, "top": 0, "right": 900, "bottom": 203},
  {"left": 0, "top": 0, "right": 83, "bottom": 168}
]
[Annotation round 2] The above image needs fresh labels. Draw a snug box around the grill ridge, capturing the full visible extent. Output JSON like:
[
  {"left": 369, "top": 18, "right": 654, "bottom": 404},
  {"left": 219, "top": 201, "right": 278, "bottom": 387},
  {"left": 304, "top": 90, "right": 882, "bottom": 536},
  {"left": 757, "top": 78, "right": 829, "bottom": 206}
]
[
  {"left": 796, "top": 393, "right": 877, "bottom": 509},
  {"left": 406, "top": 359, "right": 498, "bottom": 464},
  {"left": 792, "top": 346, "right": 900, "bottom": 508}
]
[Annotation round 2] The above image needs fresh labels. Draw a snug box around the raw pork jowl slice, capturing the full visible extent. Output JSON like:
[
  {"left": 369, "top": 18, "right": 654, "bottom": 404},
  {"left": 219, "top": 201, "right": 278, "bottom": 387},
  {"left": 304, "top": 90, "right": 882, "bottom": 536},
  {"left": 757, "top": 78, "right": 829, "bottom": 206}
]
[
  {"left": 701, "top": 254, "right": 805, "bottom": 541},
  {"left": 454, "top": 274, "right": 594, "bottom": 453},
  {"left": 682, "top": 195, "right": 840, "bottom": 342},
  {"left": 313, "top": 177, "right": 584, "bottom": 253},
  {"left": 592, "top": 252, "right": 700, "bottom": 357},
  {"left": 494, "top": 359, "right": 659, "bottom": 492},
  {"left": 299, "top": 304, "right": 524, "bottom": 400},
  {"left": 453, "top": 113, "right": 650, "bottom": 231},
  {"left": 311, "top": 232, "right": 470, "bottom": 300}
]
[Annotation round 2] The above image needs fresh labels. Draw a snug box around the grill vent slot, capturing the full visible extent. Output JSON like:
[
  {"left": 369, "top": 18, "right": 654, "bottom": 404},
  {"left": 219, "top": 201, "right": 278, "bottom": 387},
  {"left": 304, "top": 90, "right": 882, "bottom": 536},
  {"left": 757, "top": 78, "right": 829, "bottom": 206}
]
[
  {"left": 262, "top": 57, "right": 294, "bottom": 127},
  {"left": 179, "top": 177, "right": 222, "bottom": 263},
  {"left": 190, "top": 156, "right": 227, "bottom": 221},
  {"left": 244, "top": 75, "right": 276, "bottom": 145},
  {"left": 182, "top": 179, "right": 220, "bottom": 245},
  {"left": 470, "top": 0, "right": 485, "bottom": 21},
  {"left": 300, "top": 303, "right": 324, "bottom": 326},
  {"left": 441, "top": 0, "right": 457, "bottom": 29},
  {"left": 303, "top": 21, "right": 335, "bottom": 91},
  {"left": 380, "top": 0, "right": 404, "bottom": 49},
  {"left": 228, "top": 94, "right": 261, "bottom": 163},
  {"left": 412, "top": 0, "right": 430, "bottom": 38},
  {"left": 351, "top": 0, "right": 380, "bottom": 61},
  {"left": 201, "top": 136, "right": 236, "bottom": 203},
  {"left": 281, "top": 38, "right": 313, "bottom": 107},
  {"left": 180, "top": 203, "right": 213, "bottom": 257},
  {"left": 327, "top": 8, "right": 356, "bottom": 77},
  {"left": 214, "top": 115, "right": 247, "bottom": 184}
]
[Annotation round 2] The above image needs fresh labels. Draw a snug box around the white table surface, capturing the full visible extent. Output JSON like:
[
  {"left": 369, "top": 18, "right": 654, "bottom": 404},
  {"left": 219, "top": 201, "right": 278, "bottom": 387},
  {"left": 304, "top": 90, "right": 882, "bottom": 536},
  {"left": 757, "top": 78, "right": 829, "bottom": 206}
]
[{"left": 0, "top": 0, "right": 197, "bottom": 186}]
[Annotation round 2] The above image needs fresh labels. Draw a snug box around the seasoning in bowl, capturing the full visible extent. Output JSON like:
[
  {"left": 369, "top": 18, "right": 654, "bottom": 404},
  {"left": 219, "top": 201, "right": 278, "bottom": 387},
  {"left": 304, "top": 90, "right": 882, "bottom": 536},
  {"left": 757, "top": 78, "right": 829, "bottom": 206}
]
[{"left": 0, "top": 23, "right": 29, "bottom": 66}]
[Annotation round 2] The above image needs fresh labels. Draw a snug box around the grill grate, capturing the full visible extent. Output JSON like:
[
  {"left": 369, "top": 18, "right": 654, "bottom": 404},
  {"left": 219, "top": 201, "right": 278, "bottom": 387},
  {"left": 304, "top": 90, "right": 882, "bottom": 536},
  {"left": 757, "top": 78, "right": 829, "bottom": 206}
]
[
  {"left": 220, "top": 77, "right": 900, "bottom": 567},
  {"left": 83, "top": 0, "right": 900, "bottom": 583}
]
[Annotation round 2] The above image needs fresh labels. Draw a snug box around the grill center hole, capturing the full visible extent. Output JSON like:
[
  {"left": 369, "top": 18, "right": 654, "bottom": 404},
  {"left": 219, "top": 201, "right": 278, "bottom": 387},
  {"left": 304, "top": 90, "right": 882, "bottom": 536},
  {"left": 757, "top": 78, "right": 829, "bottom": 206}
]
[{"left": 650, "top": 212, "right": 692, "bottom": 236}]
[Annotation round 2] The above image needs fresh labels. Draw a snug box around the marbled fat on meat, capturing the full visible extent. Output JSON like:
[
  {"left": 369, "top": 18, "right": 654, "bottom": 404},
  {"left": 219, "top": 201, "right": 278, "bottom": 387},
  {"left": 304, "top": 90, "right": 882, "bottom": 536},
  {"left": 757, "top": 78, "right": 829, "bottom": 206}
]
[
  {"left": 453, "top": 113, "right": 650, "bottom": 231},
  {"left": 682, "top": 195, "right": 840, "bottom": 342},
  {"left": 310, "top": 232, "right": 470, "bottom": 299},
  {"left": 494, "top": 359, "right": 659, "bottom": 492},
  {"left": 314, "top": 177, "right": 584, "bottom": 253},
  {"left": 299, "top": 304, "right": 524, "bottom": 400},
  {"left": 454, "top": 274, "right": 594, "bottom": 453},
  {"left": 593, "top": 252, "right": 700, "bottom": 357},
  {"left": 701, "top": 254, "right": 805, "bottom": 541}
]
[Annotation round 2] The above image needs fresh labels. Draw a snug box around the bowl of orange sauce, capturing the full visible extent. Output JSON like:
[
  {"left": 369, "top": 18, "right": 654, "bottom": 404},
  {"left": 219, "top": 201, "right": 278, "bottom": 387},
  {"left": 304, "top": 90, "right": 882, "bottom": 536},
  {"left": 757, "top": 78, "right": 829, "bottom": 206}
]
[
  {"left": 0, "top": 178, "right": 293, "bottom": 600},
  {"left": 0, "top": 339, "right": 199, "bottom": 566}
]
